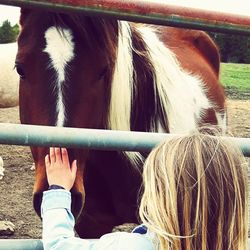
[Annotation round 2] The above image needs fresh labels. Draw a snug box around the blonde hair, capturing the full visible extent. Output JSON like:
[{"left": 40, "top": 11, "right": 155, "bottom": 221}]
[{"left": 139, "top": 128, "right": 248, "bottom": 250}]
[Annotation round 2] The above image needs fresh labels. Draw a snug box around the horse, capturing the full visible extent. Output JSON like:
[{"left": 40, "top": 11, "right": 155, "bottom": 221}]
[
  {"left": 0, "top": 42, "right": 19, "bottom": 178},
  {"left": 16, "top": 8, "right": 226, "bottom": 238},
  {"left": 0, "top": 42, "right": 19, "bottom": 108}
]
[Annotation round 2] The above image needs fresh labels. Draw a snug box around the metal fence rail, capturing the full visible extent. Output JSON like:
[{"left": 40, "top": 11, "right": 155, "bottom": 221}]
[
  {"left": 0, "top": 123, "right": 249, "bottom": 157},
  {"left": 0, "top": 0, "right": 250, "bottom": 35},
  {"left": 0, "top": 239, "right": 43, "bottom": 250},
  {"left": 0, "top": 238, "right": 250, "bottom": 250}
]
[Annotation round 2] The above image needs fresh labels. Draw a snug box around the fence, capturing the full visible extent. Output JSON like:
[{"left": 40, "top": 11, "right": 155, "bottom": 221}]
[
  {"left": 0, "top": 239, "right": 42, "bottom": 250},
  {"left": 0, "top": 123, "right": 249, "bottom": 156},
  {"left": 0, "top": 0, "right": 249, "bottom": 249},
  {"left": 1, "top": 0, "right": 250, "bottom": 35}
]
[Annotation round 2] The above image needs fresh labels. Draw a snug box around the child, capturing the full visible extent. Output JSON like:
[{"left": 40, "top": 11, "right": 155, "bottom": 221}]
[{"left": 42, "top": 129, "right": 248, "bottom": 250}]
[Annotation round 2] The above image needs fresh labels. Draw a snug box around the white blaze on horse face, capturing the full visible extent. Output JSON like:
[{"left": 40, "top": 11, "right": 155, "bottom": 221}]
[{"left": 43, "top": 26, "right": 75, "bottom": 127}]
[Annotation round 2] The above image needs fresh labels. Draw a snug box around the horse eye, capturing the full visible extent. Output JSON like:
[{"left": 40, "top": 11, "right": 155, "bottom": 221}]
[{"left": 15, "top": 64, "right": 26, "bottom": 79}]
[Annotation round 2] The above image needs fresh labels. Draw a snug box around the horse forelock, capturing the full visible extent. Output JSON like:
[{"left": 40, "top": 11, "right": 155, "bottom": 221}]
[{"left": 52, "top": 14, "right": 118, "bottom": 63}]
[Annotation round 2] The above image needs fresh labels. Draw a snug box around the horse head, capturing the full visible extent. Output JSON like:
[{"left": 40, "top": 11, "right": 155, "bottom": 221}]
[
  {"left": 17, "top": 8, "right": 118, "bottom": 219},
  {"left": 16, "top": 8, "right": 226, "bottom": 238}
]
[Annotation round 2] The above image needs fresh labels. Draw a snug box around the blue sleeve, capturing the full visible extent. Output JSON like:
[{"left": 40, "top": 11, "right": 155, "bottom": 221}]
[
  {"left": 41, "top": 190, "right": 153, "bottom": 250},
  {"left": 41, "top": 189, "right": 95, "bottom": 250}
]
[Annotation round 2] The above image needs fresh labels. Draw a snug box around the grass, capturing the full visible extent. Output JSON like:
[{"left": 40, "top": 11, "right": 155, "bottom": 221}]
[{"left": 220, "top": 63, "right": 250, "bottom": 93}]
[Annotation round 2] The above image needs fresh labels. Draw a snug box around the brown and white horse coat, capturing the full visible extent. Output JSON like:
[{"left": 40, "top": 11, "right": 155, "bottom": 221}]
[{"left": 17, "top": 10, "right": 225, "bottom": 237}]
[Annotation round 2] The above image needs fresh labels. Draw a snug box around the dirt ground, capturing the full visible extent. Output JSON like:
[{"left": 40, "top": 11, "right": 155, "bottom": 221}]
[{"left": 0, "top": 98, "right": 249, "bottom": 239}]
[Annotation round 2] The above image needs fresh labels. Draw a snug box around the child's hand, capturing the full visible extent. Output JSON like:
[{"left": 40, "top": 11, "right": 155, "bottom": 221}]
[{"left": 45, "top": 147, "right": 77, "bottom": 191}]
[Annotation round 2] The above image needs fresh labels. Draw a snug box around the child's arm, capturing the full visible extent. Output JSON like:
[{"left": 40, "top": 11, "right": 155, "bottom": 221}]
[
  {"left": 42, "top": 147, "right": 153, "bottom": 250},
  {"left": 42, "top": 147, "right": 94, "bottom": 249},
  {"left": 42, "top": 188, "right": 96, "bottom": 250}
]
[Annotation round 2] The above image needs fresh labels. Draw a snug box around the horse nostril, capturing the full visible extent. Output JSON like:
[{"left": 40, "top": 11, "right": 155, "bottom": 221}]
[
  {"left": 33, "top": 192, "right": 43, "bottom": 218},
  {"left": 71, "top": 192, "right": 84, "bottom": 220}
]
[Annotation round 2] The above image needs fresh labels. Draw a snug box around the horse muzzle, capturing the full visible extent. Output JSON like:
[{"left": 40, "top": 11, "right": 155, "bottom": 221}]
[{"left": 33, "top": 190, "right": 85, "bottom": 219}]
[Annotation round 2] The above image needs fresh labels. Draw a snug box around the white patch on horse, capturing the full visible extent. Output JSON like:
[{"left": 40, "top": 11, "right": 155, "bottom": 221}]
[
  {"left": 136, "top": 26, "right": 212, "bottom": 134},
  {"left": 43, "top": 26, "right": 75, "bottom": 127}
]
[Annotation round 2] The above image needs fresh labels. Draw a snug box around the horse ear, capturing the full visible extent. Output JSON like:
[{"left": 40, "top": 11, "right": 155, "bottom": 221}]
[{"left": 20, "top": 8, "right": 31, "bottom": 26}]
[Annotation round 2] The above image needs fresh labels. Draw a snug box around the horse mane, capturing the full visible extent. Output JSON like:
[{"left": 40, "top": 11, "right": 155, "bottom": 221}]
[
  {"left": 107, "top": 23, "right": 173, "bottom": 166},
  {"left": 109, "top": 22, "right": 211, "bottom": 138},
  {"left": 108, "top": 22, "right": 167, "bottom": 134}
]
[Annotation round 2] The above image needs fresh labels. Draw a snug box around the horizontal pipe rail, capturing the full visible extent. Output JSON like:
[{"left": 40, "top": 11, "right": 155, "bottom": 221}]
[
  {"left": 1, "top": 238, "right": 250, "bottom": 249},
  {"left": 0, "top": 0, "right": 250, "bottom": 35},
  {"left": 0, "top": 123, "right": 249, "bottom": 157},
  {"left": 0, "top": 239, "right": 43, "bottom": 250}
]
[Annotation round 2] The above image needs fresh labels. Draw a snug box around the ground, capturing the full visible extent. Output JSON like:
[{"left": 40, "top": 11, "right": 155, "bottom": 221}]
[{"left": 0, "top": 98, "right": 249, "bottom": 239}]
